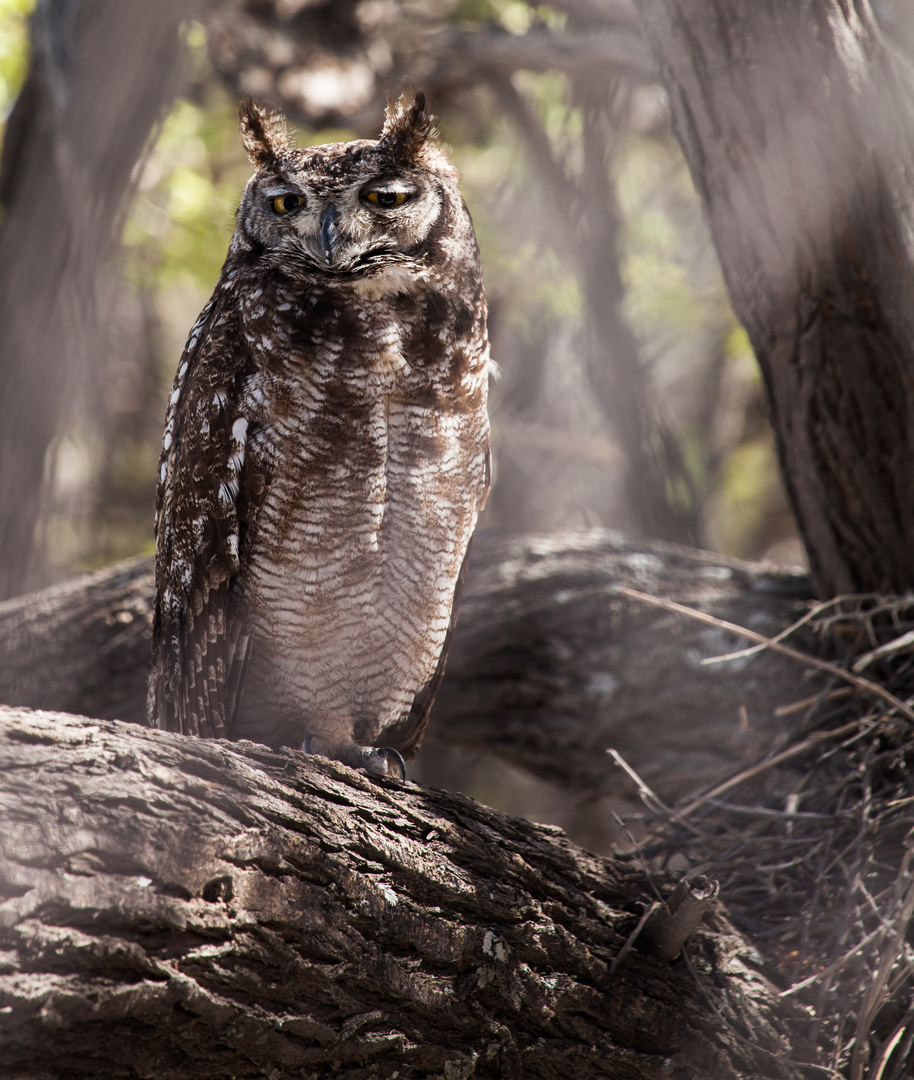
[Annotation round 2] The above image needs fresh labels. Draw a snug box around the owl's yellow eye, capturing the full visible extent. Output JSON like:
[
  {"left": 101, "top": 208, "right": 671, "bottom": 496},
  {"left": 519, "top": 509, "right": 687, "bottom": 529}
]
[
  {"left": 272, "top": 194, "right": 304, "bottom": 216},
  {"left": 365, "top": 191, "right": 410, "bottom": 208}
]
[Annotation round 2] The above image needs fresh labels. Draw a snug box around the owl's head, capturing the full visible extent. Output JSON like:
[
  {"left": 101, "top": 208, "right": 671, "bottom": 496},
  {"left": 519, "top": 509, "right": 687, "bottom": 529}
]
[{"left": 233, "top": 91, "right": 467, "bottom": 280}]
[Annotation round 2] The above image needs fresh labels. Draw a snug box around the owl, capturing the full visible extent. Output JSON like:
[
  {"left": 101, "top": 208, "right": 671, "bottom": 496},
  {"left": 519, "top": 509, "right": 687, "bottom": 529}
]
[{"left": 148, "top": 92, "right": 490, "bottom": 778}]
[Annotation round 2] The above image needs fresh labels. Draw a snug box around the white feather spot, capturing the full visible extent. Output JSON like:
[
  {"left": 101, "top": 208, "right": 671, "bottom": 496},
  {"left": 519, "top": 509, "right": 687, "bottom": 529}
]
[
  {"left": 232, "top": 417, "right": 248, "bottom": 445},
  {"left": 169, "top": 386, "right": 181, "bottom": 406}
]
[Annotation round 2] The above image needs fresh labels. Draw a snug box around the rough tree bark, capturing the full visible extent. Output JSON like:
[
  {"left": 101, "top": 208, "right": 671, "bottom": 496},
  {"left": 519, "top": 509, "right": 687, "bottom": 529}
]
[
  {"left": 0, "top": 706, "right": 807, "bottom": 1079},
  {"left": 0, "top": 531, "right": 818, "bottom": 802},
  {"left": 0, "top": 0, "right": 192, "bottom": 598},
  {"left": 638, "top": 0, "right": 914, "bottom": 596}
]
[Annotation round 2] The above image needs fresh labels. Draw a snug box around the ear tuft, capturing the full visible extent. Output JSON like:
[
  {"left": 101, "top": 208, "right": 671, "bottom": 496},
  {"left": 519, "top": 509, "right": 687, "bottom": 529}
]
[
  {"left": 378, "top": 89, "right": 439, "bottom": 162},
  {"left": 239, "top": 97, "right": 292, "bottom": 167}
]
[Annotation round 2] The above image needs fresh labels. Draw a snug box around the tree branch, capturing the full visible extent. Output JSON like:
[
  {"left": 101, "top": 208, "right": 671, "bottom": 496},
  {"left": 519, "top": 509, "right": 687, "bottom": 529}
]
[
  {"left": 0, "top": 705, "right": 806, "bottom": 1078},
  {"left": 428, "top": 26, "right": 655, "bottom": 86}
]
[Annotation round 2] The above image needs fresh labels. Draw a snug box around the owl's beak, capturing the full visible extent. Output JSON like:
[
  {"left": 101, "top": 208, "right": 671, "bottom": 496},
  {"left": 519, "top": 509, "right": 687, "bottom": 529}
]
[{"left": 319, "top": 204, "right": 341, "bottom": 265}]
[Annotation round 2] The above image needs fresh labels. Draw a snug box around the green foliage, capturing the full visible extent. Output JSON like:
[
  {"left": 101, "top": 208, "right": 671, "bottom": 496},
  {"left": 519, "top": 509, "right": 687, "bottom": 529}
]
[
  {"left": 452, "top": 0, "right": 565, "bottom": 27},
  {"left": 617, "top": 125, "right": 744, "bottom": 363},
  {"left": 123, "top": 91, "right": 248, "bottom": 299},
  {"left": 452, "top": 65, "right": 766, "bottom": 541},
  {"left": 455, "top": 73, "right": 584, "bottom": 343},
  {"left": 0, "top": 0, "right": 33, "bottom": 123},
  {"left": 712, "top": 438, "right": 780, "bottom": 557},
  {"left": 492, "top": 0, "right": 566, "bottom": 33},
  {"left": 620, "top": 137, "right": 706, "bottom": 336}
]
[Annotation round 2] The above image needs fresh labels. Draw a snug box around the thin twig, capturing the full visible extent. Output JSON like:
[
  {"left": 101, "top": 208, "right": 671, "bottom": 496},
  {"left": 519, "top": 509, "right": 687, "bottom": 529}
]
[
  {"left": 853, "top": 627, "right": 914, "bottom": 672},
  {"left": 606, "top": 748, "right": 672, "bottom": 815},
  {"left": 700, "top": 596, "right": 836, "bottom": 666},
  {"left": 869, "top": 1007, "right": 914, "bottom": 1080},
  {"left": 616, "top": 586, "right": 914, "bottom": 722},
  {"left": 609, "top": 901, "right": 660, "bottom": 975},
  {"left": 779, "top": 924, "right": 886, "bottom": 998},
  {"left": 850, "top": 854, "right": 914, "bottom": 1080},
  {"left": 775, "top": 688, "right": 852, "bottom": 717},
  {"left": 674, "top": 720, "right": 866, "bottom": 820}
]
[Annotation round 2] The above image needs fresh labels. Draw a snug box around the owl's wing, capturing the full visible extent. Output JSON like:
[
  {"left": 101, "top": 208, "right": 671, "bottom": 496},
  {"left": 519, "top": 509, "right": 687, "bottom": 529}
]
[
  {"left": 149, "top": 296, "right": 264, "bottom": 739},
  {"left": 379, "top": 447, "right": 491, "bottom": 760}
]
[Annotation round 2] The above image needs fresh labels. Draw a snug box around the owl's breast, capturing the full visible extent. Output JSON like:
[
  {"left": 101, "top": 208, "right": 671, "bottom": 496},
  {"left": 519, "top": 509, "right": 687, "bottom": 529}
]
[
  {"left": 238, "top": 296, "right": 488, "bottom": 723},
  {"left": 247, "top": 352, "right": 485, "bottom": 591}
]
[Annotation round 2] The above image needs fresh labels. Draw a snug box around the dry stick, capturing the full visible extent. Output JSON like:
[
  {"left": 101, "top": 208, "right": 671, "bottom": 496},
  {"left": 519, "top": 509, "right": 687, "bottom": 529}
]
[
  {"left": 641, "top": 874, "right": 719, "bottom": 961},
  {"left": 702, "top": 591, "right": 897, "bottom": 668},
  {"left": 616, "top": 586, "right": 914, "bottom": 723},
  {"left": 852, "top": 626, "right": 914, "bottom": 672},
  {"left": 870, "top": 1007, "right": 914, "bottom": 1080},
  {"left": 775, "top": 687, "right": 851, "bottom": 718},
  {"left": 607, "top": 747, "right": 736, "bottom": 837}
]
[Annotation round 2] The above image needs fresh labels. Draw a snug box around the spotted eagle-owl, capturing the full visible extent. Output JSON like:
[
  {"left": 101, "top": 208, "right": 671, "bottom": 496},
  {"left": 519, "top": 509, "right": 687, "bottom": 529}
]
[{"left": 148, "top": 92, "right": 490, "bottom": 777}]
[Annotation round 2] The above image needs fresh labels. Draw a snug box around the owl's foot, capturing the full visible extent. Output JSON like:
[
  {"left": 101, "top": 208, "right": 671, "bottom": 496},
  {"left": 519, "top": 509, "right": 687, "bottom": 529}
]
[{"left": 301, "top": 736, "right": 407, "bottom": 780}]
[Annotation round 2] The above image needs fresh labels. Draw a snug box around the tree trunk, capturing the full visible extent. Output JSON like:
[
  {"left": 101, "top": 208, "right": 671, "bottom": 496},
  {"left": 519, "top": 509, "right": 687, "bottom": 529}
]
[
  {"left": 0, "top": 0, "right": 190, "bottom": 598},
  {"left": 0, "top": 530, "right": 818, "bottom": 802},
  {"left": 638, "top": 0, "right": 914, "bottom": 596},
  {"left": 575, "top": 86, "right": 700, "bottom": 546},
  {"left": 0, "top": 705, "right": 806, "bottom": 1079}
]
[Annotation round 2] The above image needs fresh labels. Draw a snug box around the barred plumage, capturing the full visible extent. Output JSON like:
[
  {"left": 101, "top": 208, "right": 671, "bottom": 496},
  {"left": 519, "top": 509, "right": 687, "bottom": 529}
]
[{"left": 148, "top": 92, "right": 490, "bottom": 776}]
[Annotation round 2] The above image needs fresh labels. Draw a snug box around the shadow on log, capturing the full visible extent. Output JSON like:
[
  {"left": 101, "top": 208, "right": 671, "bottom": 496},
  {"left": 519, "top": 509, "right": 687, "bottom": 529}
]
[
  {"left": 0, "top": 530, "right": 816, "bottom": 803},
  {"left": 0, "top": 706, "right": 806, "bottom": 1079}
]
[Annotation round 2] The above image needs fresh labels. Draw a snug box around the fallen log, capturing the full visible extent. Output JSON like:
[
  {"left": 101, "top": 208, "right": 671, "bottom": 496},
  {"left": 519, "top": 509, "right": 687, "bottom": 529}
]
[{"left": 0, "top": 705, "right": 805, "bottom": 1079}]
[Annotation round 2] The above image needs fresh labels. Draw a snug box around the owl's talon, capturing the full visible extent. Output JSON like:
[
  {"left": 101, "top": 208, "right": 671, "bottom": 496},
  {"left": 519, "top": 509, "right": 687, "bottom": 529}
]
[
  {"left": 299, "top": 737, "right": 406, "bottom": 779},
  {"left": 377, "top": 747, "right": 407, "bottom": 780}
]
